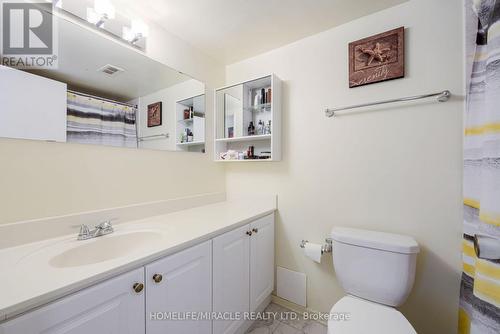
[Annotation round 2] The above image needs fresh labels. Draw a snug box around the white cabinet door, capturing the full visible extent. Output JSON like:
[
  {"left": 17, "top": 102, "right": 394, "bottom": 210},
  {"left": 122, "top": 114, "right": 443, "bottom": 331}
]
[
  {"left": 213, "top": 224, "right": 251, "bottom": 334},
  {"left": 146, "top": 240, "right": 212, "bottom": 334},
  {"left": 0, "top": 268, "right": 145, "bottom": 334},
  {"left": 250, "top": 214, "right": 275, "bottom": 312},
  {"left": 0, "top": 65, "right": 67, "bottom": 142}
]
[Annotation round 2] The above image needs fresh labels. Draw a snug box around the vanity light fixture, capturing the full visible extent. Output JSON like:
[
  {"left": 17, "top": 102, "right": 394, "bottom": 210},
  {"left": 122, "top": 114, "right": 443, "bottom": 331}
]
[
  {"left": 123, "top": 19, "right": 149, "bottom": 45},
  {"left": 87, "top": 0, "right": 115, "bottom": 28}
]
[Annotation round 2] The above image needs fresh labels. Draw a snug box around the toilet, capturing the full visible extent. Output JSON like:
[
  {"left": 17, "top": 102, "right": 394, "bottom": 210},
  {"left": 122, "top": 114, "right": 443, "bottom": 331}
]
[{"left": 327, "top": 227, "right": 420, "bottom": 334}]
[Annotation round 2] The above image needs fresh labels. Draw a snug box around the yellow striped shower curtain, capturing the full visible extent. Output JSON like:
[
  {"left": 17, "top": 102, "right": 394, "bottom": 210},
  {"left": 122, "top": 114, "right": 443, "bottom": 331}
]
[{"left": 460, "top": 0, "right": 500, "bottom": 333}]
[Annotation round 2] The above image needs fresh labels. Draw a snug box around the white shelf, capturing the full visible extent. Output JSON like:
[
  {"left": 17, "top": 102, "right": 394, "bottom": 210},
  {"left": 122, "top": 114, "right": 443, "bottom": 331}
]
[
  {"left": 215, "top": 159, "right": 275, "bottom": 163},
  {"left": 244, "top": 103, "right": 271, "bottom": 112},
  {"left": 178, "top": 118, "right": 194, "bottom": 123},
  {"left": 176, "top": 141, "right": 205, "bottom": 146},
  {"left": 215, "top": 134, "right": 271, "bottom": 143}
]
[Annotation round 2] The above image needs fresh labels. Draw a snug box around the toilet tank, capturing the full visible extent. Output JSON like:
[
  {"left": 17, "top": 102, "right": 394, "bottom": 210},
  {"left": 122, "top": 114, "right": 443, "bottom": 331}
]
[{"left": 331, "top": 227, "right": 419, "bottom": 307}]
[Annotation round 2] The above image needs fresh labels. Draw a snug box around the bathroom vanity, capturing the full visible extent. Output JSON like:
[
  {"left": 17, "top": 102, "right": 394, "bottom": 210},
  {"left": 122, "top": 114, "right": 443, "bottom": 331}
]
[{"left": 0, "top": 199, "right": 275, "bottom": 334}]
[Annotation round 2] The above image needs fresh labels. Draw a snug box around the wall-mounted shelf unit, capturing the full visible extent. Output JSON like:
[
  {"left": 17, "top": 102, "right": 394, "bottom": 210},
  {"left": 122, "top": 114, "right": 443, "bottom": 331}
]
[
  {"left": 176, "top": 94, "right": 205, "bottom": 153},
  {"left": 214, "top": 74, "right": 281, "bottom": 162}
]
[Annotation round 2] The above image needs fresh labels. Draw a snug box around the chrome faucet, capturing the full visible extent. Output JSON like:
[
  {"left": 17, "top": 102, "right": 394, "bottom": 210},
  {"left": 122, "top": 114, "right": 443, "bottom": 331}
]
[{"left": 78, "top": 220, "right": 115, "bottom": 240}]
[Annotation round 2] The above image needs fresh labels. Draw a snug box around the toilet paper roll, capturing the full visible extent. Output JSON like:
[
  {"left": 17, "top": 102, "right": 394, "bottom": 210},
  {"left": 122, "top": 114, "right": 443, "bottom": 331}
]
[
  {"left": 474, "top": 234, "right": 500, "bottom": 260},
  {"left": 303, "top": 242, "right": 322, "bottom": 263}
]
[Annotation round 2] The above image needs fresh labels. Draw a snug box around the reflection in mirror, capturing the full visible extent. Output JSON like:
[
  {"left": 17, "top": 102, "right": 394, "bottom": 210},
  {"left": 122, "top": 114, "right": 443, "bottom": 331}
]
[
  {"left": 0, "top": 12, "right": 206, "bottom": 153},
  {"left": 224, "top": 93, "right": 242, "bottom": 138}
]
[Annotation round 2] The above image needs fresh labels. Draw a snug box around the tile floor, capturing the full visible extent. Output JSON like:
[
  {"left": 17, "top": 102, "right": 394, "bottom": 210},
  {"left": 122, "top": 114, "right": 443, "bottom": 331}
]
[{"left": 245, "top": 303, "right": 327, "bottom": 334}]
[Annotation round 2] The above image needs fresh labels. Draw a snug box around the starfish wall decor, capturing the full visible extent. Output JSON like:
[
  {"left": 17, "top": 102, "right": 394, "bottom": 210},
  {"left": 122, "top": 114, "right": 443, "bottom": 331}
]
[
  {"left": 348, "top": 27, "right": 404, "bottom": 88},
  {"left": 359, "top": 43, "right": 391, "bottom": 65}
]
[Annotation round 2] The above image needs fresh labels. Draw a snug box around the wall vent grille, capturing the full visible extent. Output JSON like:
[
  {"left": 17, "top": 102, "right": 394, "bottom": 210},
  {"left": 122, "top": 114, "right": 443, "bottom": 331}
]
[{"left": 97, "top": 64, "right": 125, "bottom": 76}]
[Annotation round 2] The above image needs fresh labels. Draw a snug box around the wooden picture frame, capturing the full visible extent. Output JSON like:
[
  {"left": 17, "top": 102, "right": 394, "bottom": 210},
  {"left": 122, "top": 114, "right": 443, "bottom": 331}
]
[
  {"left": 147, "top": 102, "right": 162, "bottom": 127},
  {"left": 349, "top": 27, "right": 405, "bottom": 88}
]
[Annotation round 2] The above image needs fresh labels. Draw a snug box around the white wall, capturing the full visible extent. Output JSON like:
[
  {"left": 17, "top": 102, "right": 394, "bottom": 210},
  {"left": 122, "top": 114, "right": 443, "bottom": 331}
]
[
  {"left": 0, "top": 19, "right": 225, "bottom": 225},
  {"left": 137, "top": 79, "right": 205, "bottom": 151},
  {"left": 224, "top": 1, "right": 464, "bottom": 333}
]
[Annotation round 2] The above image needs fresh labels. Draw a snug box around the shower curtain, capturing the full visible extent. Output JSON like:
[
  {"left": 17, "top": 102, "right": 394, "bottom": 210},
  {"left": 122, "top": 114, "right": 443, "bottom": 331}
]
[
  {"left": 460, "top": 0, "right": 500, "bottom": 333},
  {"left": 66, "top": 92, "right": 138, "bottom": 148}
]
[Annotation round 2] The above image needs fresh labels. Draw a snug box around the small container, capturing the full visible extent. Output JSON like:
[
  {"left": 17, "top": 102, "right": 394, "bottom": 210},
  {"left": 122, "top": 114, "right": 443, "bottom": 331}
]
[{"left": 260, "top": 151, "right": 271, "bottom": 159}]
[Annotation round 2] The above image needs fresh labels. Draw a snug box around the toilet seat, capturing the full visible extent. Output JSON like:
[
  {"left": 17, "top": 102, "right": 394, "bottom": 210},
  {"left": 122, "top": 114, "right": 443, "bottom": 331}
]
[{"left": 327, "top": 296, "right": 416, "bottom": 334}]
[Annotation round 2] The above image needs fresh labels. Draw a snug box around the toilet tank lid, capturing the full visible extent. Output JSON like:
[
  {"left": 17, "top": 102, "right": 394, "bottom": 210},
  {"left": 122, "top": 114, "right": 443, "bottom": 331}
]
[{"left": 331, "top": 227, "right": 419, "bottom": 254}]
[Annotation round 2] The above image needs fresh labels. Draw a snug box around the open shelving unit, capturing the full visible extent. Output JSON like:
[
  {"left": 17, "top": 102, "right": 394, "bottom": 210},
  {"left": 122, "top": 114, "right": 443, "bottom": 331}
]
[
  {"left": 214, "top": 74, "right": 281, "bottom": 162},
  {"left": 176, "top": 94, "right": 205, "bottom": 153}
]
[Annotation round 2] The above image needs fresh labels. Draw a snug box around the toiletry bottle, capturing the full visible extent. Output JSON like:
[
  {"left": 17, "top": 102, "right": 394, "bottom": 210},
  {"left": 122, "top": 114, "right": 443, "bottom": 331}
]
[
  {"left": 248, "top": 121, "right": 255, "bottom": 136},
  {"left": 261, "top": 88, "right": 266, "bottom": 104},
  {"left": 268, "top": 88, "right": 272, "bottom": 103},
  {"left": 254, "top": 91, "right": 260, "bottom": 107},
  {"left": 265, "top": 120, "right": 271, "bottom": 134},
  {"left": 257, "top": 120, "right": 264, "bottom": 135}
]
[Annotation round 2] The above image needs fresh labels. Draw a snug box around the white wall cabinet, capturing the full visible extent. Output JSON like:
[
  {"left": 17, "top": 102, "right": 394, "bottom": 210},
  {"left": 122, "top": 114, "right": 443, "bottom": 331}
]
[
  {"left": 146, "top": 240, "right": 212, "bottom": 334},
  {"left": 213, "top": 214, "right": 275, "bottom": 334},
  {"left": 214, "top": 74, "right": 282, "bottom": 162},
  {"left": 0, "top": 66, "right": 67, "bottom": 143},
  {"left": 0, "top": 268, "right": 145, "bottom": 334},
  {"left": 0, "top": 214, "right": 274, "bottom": 334}
]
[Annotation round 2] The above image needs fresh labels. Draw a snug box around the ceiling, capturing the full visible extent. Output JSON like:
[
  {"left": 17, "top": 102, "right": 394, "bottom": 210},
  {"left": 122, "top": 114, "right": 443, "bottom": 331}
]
[
  {"left": 29, "top": 15, "right": 190, "bottom": 101},
  {"left": 113, "top": 0, "right": 407, "bottom": 64}
]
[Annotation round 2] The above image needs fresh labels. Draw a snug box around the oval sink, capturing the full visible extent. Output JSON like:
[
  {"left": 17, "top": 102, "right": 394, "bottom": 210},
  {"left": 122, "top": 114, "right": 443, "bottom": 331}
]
[{"left": 49, "top": 231, "right": 163, "bottom": 268}]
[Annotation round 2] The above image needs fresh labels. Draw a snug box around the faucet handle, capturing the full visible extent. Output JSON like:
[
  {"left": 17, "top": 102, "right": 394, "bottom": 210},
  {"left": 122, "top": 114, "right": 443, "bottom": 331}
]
[
  {"left": 95, "top": 218, "right": 118, "bottom": 228},
  {"left": 77, "top": 224, "right": 91, "bottom": 240},
  {"left": 95, "top": 219, "right": 115, "bottom": 231}
]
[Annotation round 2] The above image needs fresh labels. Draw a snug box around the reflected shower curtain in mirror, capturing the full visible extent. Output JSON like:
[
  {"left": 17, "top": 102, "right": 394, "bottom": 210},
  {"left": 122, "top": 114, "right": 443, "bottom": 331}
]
[
  {"left": 460, "top": 0, "right": 500, "bottom": 333},
  {"left": 66, "top": 92, "right": 137, "bottom": 148}
]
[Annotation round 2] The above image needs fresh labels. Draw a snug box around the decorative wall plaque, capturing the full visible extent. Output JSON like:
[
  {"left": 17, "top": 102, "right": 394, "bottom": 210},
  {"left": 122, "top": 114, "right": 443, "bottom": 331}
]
[
  {"left": 349, "top": 27, "right": 405, "bottom": 88},
  {"left": 147, "top": 102, "right": 162, "bottom": 127}
]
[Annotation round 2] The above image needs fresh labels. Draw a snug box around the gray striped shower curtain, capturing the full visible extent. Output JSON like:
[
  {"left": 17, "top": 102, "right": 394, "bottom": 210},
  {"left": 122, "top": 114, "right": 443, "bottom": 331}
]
[
  {"left": 67, "top": 92, "right": 137, "bottom": 148},
  {"left": 459, "top": 0, "right": 500, "bottom": 333}
]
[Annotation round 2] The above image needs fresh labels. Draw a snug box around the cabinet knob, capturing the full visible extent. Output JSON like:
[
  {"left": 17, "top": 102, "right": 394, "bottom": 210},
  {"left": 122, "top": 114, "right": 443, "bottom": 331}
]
[
  {"left": 246, "top": 230, "right": 253, "bottom": 236},
  {"left": 252, "top": 228, "right": 259, "bottom": 233},
  {"left": 133, "top": 282, "right": 144, "bottom": 294},
  {"left": 152, "top": 274, "right": 163, "bottom": 283}
]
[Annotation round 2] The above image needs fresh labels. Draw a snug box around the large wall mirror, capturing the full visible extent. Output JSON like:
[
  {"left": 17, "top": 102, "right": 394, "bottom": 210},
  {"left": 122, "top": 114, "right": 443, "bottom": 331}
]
[{"left": 0, "top": 7, "right": 206, "bottom": 153}]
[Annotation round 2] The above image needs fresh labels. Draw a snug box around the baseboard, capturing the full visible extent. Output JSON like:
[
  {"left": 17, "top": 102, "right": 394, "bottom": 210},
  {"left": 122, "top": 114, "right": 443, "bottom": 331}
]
[{"left": 271, "top": 294, "right": 328, "bottom": 326}]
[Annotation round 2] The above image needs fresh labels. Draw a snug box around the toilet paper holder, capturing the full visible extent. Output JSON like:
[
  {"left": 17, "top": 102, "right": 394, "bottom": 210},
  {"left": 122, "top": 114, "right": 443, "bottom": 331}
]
[{"left": 300, "top": 238, "right": 333, "bottom": 254}]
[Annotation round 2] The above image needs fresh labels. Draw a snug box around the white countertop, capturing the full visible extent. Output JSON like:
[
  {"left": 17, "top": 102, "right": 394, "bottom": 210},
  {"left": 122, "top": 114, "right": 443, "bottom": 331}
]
[{"left": 0, "top": 198, "right": 276, "bottom": 322}]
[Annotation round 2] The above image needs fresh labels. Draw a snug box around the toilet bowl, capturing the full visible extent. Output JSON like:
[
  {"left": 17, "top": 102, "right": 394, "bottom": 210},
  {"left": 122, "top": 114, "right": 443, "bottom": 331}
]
[
  {"left": 327, "top": 296, "right": 416, "bottom": 334},
  {"left": 327, "top": 227, "right": 420, "bottom": 333}
]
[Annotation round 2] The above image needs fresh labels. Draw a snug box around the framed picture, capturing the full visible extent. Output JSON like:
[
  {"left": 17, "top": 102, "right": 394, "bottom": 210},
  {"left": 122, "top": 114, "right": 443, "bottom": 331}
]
[
  {"left": 349, "top": 27, "right": 405, "bottom": 88},
  {"left": 147, "top": 102, "right": 162, "bottom": 127}
]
